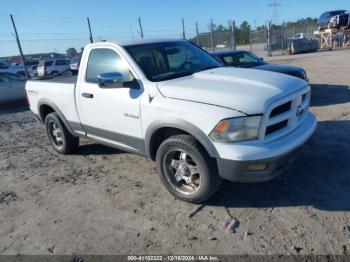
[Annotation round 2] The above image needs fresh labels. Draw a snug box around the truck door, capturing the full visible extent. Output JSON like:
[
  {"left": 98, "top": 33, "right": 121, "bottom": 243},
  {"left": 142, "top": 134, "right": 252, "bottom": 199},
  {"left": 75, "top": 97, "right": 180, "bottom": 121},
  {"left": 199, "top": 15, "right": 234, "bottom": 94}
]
[{"left": 76, "top": 47, "right": 144, "bottom": 153}]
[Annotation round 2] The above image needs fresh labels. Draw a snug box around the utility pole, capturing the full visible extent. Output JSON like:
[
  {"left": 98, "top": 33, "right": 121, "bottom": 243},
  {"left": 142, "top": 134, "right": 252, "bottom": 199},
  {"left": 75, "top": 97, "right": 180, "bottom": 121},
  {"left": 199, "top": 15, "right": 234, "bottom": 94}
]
[
  {"left": 10, "top": 14, "right": 29, "bottom": 79},
  {"left": 210, "top": 18, "right": 215, "bottom": 51},
  {"left": 195, "top": 22, "right": 200, "bottom": 45},
  {"left": 254, "top": 19, "right": 257, "bottom": 31},
  {"left": 182, "top": 18, "right": 186, "bottom": 39},
  {"left": 282, "top": 22, "right": 285, "bottom": 54},
  {"left": 267, "top": 20, "right": 272, "bottom": 57},
  {"left": 138, "top": 17, "right": 144, "bottom": 38},
  {"left": 231, "top": 20, "right": 236, "bottom": 50},
  {"left": 249, "top": 30, "right": 252, "bottom": 52},
  {"left": 87, "top": 17, "right": 93, "bottom": 43}
]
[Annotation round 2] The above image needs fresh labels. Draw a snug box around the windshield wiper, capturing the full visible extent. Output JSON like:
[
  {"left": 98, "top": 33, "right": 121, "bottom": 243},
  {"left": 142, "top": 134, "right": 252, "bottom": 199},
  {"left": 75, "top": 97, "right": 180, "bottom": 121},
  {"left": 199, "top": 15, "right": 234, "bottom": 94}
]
[{"left": 153, "top": 71, "right": 194, "bottom": 81}]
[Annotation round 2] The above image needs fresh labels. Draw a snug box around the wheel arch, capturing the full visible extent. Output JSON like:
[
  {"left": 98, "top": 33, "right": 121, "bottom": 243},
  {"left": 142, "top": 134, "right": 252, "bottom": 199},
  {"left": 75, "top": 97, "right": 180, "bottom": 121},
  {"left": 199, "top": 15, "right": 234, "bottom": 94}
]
[
  {"left": 38, "top": 98, "right": 76, "bottom": 137},
  {"left": 145, "top": 118, "right": 219, "bottom": 161}
]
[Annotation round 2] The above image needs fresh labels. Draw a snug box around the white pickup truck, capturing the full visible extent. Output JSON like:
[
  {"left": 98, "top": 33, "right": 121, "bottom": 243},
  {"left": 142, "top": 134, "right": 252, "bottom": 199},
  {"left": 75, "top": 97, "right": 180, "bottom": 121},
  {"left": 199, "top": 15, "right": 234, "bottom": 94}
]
[{"left": 26, "top": 39, "right": 317, "bottom": 203}]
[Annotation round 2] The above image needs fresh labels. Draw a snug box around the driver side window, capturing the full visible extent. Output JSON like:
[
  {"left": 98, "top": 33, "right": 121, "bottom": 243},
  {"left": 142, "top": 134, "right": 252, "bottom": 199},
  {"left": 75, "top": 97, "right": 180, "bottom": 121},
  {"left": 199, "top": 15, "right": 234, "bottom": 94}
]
[{"left": 86, "top": 48, "right": 134, "bottom": 84}]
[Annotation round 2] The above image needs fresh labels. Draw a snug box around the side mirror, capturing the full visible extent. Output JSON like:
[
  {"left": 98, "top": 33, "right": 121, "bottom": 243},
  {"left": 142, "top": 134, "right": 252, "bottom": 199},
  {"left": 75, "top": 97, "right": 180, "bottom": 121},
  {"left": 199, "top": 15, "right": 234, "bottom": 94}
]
[
  {"left": 98, "top": 72, "right": 124, "bottom": 88},
  {"left": 260, "top": 57, "right": 264, "bottom": 61}
]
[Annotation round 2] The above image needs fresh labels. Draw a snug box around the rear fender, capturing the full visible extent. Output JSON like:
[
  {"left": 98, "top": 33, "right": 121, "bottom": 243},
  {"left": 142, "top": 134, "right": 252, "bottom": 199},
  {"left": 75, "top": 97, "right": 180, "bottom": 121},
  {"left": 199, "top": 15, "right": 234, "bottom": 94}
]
[{"left": 37, "top": 98, "right": 77, "bottom": 137}]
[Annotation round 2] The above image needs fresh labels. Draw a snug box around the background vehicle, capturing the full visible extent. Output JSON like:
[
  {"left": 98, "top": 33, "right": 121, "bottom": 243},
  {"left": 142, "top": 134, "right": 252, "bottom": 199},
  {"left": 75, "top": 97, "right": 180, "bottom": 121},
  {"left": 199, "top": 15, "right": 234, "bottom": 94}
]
[
  {"left": 0, "top": 72, "right": 26, "bottom": 104},
  {"left": 0, "top": 62, "right": 36, "bottom": 77},
  {"left": 213, "top": 50, "right": 308, "bottom": 80},
  {"left": 12, "top": 62, "right": 38, "bottom": 77},
  {"left": 70, "top": 57, "right": 80, "bottom": 75},
  {"left": 37, "top": 58, "right": 70, "bottom": 77},
  {"left": 318, "top": 10, "right": 349, "bottom": 30},
  {"left": 26, "top": 39, "right": 316, "bottom": 203},
  {"left": 25, "top": 61, "right": 39, "bottom": 76},
  {"left": 290, "top": 33, "right": 307, "bottom": 40}
]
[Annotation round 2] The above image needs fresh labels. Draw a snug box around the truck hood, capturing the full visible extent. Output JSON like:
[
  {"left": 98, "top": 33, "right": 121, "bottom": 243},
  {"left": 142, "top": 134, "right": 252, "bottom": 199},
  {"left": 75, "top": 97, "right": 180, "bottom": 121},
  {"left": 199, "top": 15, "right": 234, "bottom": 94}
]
[{"left": 157, "top": 67, "right": 307, "bottom": 115}]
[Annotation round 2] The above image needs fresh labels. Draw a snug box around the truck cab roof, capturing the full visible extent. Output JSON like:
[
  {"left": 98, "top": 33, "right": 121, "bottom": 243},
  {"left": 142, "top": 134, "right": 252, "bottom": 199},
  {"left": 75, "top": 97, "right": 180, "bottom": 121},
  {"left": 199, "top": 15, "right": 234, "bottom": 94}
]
[{"left": 86, "top": 38, "right": 185, "bottom": 48}]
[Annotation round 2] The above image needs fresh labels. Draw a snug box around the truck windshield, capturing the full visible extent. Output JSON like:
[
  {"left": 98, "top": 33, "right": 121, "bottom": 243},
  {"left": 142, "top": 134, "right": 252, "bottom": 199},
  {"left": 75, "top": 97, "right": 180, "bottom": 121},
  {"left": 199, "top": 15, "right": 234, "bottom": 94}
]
[{"left": 124, "top": 41, "right": 222, "bottom": 82}]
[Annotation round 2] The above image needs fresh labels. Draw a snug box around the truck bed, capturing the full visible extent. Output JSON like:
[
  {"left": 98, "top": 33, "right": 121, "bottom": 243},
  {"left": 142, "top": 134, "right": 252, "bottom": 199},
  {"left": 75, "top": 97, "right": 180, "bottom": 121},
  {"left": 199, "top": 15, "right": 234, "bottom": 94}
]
[
  {"left": 31, "top": 75, "right": 77, "bottom": 84},
  {"left": 26, "top": 75, "right": 82, "bottom": 127}
]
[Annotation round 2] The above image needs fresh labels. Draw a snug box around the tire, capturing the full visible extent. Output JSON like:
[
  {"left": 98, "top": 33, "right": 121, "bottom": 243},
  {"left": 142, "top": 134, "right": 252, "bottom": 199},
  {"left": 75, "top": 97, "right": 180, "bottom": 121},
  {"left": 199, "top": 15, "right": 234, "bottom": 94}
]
[
  {"left": 156, "top": 134, "right": 222, "bottom": 203},
  {"left": 44, "top": 112, "right": 79, "bottom": 154}
]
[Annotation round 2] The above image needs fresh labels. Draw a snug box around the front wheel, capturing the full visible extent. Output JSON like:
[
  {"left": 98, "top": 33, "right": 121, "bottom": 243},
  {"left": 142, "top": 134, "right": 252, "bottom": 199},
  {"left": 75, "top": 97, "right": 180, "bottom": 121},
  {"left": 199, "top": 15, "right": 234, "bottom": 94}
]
[
  {"left": 44, "top": 112, "right": 79, "bottom": 154},
  {"left": 156, "top": 135, "right": 222, "bottom": 203}
]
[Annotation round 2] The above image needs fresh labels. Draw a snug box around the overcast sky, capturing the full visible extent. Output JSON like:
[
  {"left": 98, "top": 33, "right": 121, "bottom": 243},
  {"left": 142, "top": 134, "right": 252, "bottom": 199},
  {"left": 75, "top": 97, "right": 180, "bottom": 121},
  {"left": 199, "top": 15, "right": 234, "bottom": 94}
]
[{"left": 0, "top": 0, "right": 349, "bottom": 56}]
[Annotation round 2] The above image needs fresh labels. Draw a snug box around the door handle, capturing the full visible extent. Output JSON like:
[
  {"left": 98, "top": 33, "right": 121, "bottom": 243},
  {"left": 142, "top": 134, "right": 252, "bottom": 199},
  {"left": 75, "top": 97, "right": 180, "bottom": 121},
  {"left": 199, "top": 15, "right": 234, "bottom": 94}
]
[{"left": 81, "top": 93, "right": 94, "bottom": 98}]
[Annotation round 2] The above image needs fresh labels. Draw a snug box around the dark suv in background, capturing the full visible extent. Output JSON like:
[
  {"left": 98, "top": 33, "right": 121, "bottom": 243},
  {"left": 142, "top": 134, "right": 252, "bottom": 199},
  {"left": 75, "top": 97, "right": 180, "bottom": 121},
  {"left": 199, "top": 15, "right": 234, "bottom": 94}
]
[
  {"left": 212, "top": 50, "right": 308, "bottom": 81},
  {"left": 318, "top": 10, "right": 349, "bottom": 30}
]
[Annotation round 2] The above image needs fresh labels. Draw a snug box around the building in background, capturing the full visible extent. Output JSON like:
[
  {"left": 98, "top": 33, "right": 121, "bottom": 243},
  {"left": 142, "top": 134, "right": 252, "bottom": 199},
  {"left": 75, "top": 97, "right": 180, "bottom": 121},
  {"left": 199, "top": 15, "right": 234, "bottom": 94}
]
[{"left": 0, "top": 53, "right": 66, "bottom": 65}]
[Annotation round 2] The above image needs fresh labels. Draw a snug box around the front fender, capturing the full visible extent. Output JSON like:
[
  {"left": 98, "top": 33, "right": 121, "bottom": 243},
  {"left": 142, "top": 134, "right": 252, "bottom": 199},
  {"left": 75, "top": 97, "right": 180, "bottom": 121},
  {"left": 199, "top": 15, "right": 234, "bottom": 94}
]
[{"left": 145, "top": 118, "right": 219, "bottom": 159}]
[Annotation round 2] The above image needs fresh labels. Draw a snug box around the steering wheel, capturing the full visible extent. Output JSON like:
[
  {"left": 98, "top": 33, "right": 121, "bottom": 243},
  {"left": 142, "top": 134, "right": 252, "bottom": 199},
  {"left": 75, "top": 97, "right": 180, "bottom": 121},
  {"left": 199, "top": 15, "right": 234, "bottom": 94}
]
[{"left": 179, "top": 61, "right": 193, "bottom": 71}]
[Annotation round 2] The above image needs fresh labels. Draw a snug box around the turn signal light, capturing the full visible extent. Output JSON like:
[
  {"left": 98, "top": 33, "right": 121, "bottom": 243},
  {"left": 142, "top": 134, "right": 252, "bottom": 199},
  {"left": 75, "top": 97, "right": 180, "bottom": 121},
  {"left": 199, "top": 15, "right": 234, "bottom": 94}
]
[{"left": 246, "top": 163, "right": 268, "bottom": 171}]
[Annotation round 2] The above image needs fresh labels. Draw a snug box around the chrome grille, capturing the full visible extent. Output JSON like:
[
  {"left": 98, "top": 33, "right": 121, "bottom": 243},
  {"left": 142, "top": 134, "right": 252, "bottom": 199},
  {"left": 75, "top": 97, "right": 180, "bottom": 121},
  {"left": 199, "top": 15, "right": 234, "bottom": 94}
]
[{"left": 259, "top": 88, "right": 311, "bottom": 142}]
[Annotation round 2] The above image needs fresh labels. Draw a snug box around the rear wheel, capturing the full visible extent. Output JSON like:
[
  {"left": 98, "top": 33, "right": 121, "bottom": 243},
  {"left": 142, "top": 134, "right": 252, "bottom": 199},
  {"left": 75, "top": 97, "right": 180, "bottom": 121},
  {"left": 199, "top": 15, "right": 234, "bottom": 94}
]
[
  {"left": 156, "top": 135, "right": 222, "bottom": 203},
  {"left": 44, "top": 112, "right": 79, "bottom": 154}
]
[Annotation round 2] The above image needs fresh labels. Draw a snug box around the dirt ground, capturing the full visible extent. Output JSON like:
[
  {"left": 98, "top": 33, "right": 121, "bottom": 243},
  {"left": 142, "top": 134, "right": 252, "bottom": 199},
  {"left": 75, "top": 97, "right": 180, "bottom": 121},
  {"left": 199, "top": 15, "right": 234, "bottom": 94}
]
[{"left": 0, "top": 49, "right": 349, "bottom": 255}]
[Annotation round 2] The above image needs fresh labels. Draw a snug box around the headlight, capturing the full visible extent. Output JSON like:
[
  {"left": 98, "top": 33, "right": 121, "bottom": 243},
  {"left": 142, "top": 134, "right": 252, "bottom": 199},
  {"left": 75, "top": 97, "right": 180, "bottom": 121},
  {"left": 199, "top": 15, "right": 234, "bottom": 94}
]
[
  {"left": 303, "top": 71, "right": 308, "bottom": 81},
  {"left": 209, "top": 116, "right": 262, "bottom": 142},
  {"left": 297, "top": 70, "right": 307, "bottom": 80}
]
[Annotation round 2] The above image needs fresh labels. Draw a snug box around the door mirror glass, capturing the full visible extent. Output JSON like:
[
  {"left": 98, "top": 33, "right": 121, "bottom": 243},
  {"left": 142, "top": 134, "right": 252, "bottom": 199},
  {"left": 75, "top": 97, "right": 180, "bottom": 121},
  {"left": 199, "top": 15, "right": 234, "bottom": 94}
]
[{"left": 98, "top": 72, "right": 124, "bottom": 88}]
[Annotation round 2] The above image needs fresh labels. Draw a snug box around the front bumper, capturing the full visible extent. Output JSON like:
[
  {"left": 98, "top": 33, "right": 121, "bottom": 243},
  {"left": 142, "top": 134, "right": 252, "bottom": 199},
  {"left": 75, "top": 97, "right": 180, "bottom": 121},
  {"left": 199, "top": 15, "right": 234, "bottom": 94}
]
[
  {"left": 215, "top": 112, "right": 317, "bottom": 182},
  {"left": 217, "top": 143, "right": 305, "bottom": 182}
]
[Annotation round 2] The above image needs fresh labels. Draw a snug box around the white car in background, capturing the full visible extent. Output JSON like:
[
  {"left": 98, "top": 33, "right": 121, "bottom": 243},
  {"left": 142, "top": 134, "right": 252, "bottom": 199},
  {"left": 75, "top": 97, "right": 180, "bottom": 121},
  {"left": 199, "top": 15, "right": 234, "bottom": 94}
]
[
  {"left": 1, "top": 62, "right": 28, "bottom": 77},
  {"left": 37, "top": 58, "right": 71, "bottom": 77},
  {"left": 291, "top": 33, "right": 307, "bottom": 39},
  {"left": 0, "top": 72, "right": 26, "bottom": 104},
  {"left": 0, "top": 62, "right": 37, "bottom": 78}
]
